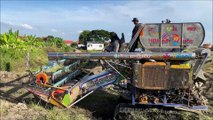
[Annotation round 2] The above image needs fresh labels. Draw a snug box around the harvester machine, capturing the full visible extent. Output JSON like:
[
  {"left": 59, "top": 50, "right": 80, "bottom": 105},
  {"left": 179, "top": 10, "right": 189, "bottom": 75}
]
[{"left": 26, "top": 21, "right": 211, "bottom": 118}]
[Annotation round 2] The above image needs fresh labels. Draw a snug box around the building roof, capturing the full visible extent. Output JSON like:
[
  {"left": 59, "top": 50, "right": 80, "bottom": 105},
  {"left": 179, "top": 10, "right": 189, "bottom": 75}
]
[{"left": 64, "top": 40, "right": 73, "bottom": 44}]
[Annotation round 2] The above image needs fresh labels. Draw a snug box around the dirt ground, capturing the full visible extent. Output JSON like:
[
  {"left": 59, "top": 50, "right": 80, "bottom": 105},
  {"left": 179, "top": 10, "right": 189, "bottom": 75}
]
[{"left": 0, "top": 62, "right": 213, "bottom": 120}]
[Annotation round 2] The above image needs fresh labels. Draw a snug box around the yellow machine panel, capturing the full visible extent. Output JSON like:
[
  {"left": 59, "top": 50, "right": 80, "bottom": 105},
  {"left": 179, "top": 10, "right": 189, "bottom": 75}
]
[{"left": 133, "top": 62, "right": 192, "bottom": 90}]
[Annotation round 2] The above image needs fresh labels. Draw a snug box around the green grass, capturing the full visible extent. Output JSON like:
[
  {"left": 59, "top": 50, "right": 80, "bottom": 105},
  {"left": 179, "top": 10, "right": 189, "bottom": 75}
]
[
  {"left": 0, "top": 46, "right": 76, "bottom": 72},
  {"left": 18, "top": 90, "right": 116, "bottom": 119},
  {"left": 0, "top": 47, "right": 48, "bottom": 72},
  {"left": 30, "top": 103, "right": 91, "bottom": 120}
]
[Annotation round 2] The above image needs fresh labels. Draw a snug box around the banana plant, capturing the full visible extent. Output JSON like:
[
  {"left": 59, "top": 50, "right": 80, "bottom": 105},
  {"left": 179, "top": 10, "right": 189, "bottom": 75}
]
[
  {"left": 1, "top": 29, "right": 19, "bottom": 48},
  {"left": 0, "top": 29, "right": 66, "bottom": 50}
]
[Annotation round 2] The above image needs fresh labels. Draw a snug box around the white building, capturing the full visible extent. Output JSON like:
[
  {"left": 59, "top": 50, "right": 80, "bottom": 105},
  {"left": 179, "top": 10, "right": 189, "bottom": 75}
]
[
  {"left": 77, "top": 44, "right": 85, "bottom": 48},
  {"left": 87, "top": 42, "right": 104, "bottom": 51}
]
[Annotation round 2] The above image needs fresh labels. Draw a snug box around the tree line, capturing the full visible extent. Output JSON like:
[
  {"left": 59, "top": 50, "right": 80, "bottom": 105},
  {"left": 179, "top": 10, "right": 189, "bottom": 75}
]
[
  {"left": 78, "top": 29, "right": 111, "bottom": 45},
  {"left": 0, "top": 29, "right": 113, "bottom": 50}
]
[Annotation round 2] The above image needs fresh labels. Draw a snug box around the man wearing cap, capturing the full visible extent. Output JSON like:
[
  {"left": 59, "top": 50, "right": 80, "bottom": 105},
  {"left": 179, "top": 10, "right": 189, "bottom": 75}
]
[
  {"left": 129, "top": 18, "right": 144, "bottom": 52},
  {"left": 132, "top": 18, "right": 140, "bottom": 38}
]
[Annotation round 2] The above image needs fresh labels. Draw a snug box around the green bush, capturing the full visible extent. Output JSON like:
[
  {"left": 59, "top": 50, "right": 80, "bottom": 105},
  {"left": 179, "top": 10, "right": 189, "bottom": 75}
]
[
  {"left": 0, "top": 29, "right": 75, "bottom": 72},
  {"left": 70, "top": 42, "right": 78, "bottom": 48}
]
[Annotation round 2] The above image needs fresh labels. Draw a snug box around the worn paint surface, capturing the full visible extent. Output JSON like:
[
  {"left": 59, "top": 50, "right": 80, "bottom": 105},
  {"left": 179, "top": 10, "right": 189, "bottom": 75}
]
[
  {"left": 139, "top": 22, "right": 204, "bottom": 52},
  {"left": 48, "top": 52, "right": 196, "bottom": 60}
]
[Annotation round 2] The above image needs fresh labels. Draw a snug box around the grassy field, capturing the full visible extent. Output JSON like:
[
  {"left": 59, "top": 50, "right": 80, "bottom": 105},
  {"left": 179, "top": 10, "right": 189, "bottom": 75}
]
[{"left": 0, "top": 47, "right": 47, "bottom": 72}]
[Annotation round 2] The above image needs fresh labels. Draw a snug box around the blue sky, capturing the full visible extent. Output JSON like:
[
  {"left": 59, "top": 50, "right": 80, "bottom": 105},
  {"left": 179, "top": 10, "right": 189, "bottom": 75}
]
[{"left": 1, "top": 0, "right": 212, "bottom": 43}]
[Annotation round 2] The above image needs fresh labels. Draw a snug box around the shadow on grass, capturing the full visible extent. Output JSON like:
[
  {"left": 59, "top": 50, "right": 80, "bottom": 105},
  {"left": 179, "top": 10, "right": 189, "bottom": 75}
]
[
  {"left": 75, "top": 90, "right": 119, "bottom": 120},
  {"left": 0, "top": 74, "right": 32, "bottom": 103}
]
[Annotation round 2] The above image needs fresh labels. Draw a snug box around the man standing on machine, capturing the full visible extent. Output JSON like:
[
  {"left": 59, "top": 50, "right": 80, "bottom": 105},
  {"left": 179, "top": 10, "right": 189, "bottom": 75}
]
[
  {"left": 129, "top": 18, "right": 144, "bottom": 52},
  {"left": 132, "top": 18, "right": 140, "bottom": 38}
]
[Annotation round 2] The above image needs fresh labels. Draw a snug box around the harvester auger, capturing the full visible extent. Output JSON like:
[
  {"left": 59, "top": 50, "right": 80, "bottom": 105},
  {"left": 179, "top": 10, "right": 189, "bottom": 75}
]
[{"left": 26, "top": 22, "right": 211, "bottom": 119}]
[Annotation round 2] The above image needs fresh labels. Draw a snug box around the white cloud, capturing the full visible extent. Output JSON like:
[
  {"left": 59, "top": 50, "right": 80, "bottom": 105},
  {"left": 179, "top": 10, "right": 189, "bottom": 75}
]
[
  {"left": 8, "top": 22, "right": 14, "bottom": 26},
  {"left": 61, "top": 32, "right": 65, "bottom": 35},
  {"left": 51, "top": 29, "right": 57, "bottom": 32},
  {"left": 77, "top": 30, "right": 83, "bottom": 34},
  {"left": 20, "top": 23, "right": 33, "bottom": 30}
]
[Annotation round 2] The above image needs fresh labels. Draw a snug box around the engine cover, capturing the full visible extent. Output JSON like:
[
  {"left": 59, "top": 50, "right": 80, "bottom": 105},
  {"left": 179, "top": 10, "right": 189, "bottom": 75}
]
[{"left": 133, "top": 62, "right": 192, "bottom": 90}]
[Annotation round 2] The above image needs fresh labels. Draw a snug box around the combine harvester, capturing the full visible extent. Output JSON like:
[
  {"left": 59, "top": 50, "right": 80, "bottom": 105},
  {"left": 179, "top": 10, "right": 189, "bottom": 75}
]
[{"left": 26, "top": 21, "right": 211, "bottom": 118}]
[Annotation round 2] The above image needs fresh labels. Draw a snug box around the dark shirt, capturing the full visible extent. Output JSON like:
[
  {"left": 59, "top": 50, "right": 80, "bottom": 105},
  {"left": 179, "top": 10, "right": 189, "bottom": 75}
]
[
  {"left": 132, "top": 23, "right": 141, "bottom": 38},
  {"left": 129, "top": 23, "right": 142, "bottom": 52},
  {"left": 105, "top": 40, "right": 120, "bottom": 52},
  {"left": 105, "top": 35, "right": 120, "bottom": 52}
]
